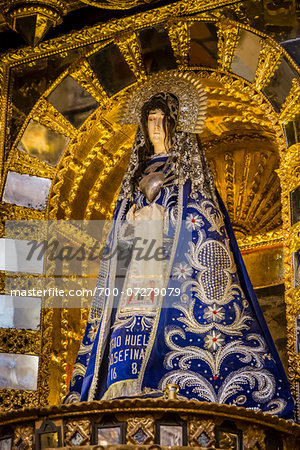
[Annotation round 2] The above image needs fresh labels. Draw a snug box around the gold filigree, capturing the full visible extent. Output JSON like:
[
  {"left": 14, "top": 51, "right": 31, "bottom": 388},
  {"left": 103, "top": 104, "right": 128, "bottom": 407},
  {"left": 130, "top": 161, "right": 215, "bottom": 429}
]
[
  {"left": 70, "top": 59, "right": 109, "bottom": 106},
  {"left": 0, "top": 329, "right": 41, "bottom": 355},
  {"left": 279, "top": 78, "right": 300, "bottom": 124},
  {"left": 32, "top": 99, "right": 77, "bottom": 139},
  {"left": 167, "top": 19, "right": 190, "bottom": 68},
  {"left": 12, "top": 424, "right": 34, "bottom": 449},
  {"left": 126, "top": 415, "right": 155, "bottom": 445},
  {"left": 10, "top": 149, "right": 55, "bottom": 179},
  {"left": 39, "top": 307, "right": 53, "bottom": 405},
  {"left": 65, "top": 419, "right": 90, "bottom": 445},
  {"left": 243, "top": 425, "right": 266, "bottom": 450},
  {"left": 0, "top": 203, "right": 46, "bottom": 221},
  {"left": 237, "top": 228, "right": 283, "bottom": 251},
  {"left": 0, "top": 390, "right": 39, "bottom": 411},
  {"left": 115, "top": 31, "right": 145, "bottom": 81},
  {"left": 189, "top": 418, "right": 215, "bottom": 447},
  {"left": 224, "top": 151, "right": 235, "bottom": 218},
  {"left": 217, "top": 20, "right": 239, "bottom": 72},
  {"left": 254, "top": 40, "right": 283, "bottom": 91}
]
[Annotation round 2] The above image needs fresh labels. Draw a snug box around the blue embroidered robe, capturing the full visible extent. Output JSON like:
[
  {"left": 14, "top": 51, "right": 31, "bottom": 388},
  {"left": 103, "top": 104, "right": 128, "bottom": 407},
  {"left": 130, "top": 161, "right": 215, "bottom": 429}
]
[{"left": 68, "top": 154, "right": 294, "bottom": 419}]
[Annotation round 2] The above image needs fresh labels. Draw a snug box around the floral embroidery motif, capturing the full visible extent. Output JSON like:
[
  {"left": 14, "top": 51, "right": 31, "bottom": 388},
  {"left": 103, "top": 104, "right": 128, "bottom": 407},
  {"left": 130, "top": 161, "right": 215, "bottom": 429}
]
[
  {"left": 186, "top": 213, "right": 204, "bottom": 231},
  {"left": 203, "top": 304, "right": 225, "bottom": 322},
  {"left": 160, "top": 195, "right": 290, "bottom": 416},
  {"left": 172, "top": 262, "right": 193, "bottom": 280},
  {"left": 204, "top": 330, "right": 225, "bottom": 350},
  {"left": 87, "top": 324, "right": 99, "bottom": 342}
]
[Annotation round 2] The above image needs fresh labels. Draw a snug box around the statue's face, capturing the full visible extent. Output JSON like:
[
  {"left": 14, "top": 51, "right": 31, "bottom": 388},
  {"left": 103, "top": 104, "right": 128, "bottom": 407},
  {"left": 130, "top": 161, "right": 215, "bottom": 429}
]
[{"left": 147, "top": 108, "right": 166, "bottom": 148}]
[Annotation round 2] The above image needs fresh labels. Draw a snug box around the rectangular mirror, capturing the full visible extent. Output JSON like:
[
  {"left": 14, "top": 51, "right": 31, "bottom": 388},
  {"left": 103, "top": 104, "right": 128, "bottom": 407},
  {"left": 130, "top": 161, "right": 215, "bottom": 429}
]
[
  {"left": 231, "top": 30, "right": 261, "bottom": 82},
  {"left": 2, "top": 172, "right": 51, "bottom": 210},
  {"left": 290, "top": 185, "right": 300, "bottom": 225},
  {"left": 0, "top": 295, "right": 41, "bottom": 330},
  {"left": 0, "top": 238, "right": 44, "bottom": 274},
  {"left": 0, "top": 353, "right": 39, "bottom": 390},
  {"left": 138, "top": 25, "right": 177, "bottom": 74},
  {"left": 293, "top": 249, "right": 300, "bottom": 288},
  {"left": 17, "top": 119, "right": 70, "bottom": 167}
]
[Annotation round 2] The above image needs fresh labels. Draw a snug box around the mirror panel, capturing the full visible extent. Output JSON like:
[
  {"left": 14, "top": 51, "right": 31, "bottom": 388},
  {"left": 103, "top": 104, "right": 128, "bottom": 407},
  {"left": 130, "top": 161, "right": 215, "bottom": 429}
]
[
  {"left": 88, "top": 44, "right": 136, "bottom": 97},
  {"left": 0, "top": 295, "right": 41, "bottom": 330},
  {"left": 47, "top": 76, "right": 98, "bottom": 128},
  {"left": 2, "top": 172, "right": 51, "bottom": 210},
  {"left": 263, "top": 57, "right": 298, "bottom": 112},
  {"left": 0, "top": 353, "right": 39, "bottom": 390},
  {"left": 17, "top": 119, "right": 70, "bottom": 166},
  {"left": 138, "top": 25, "right": 177, "bottom": 74},
  {"left": 231, "top": 30, "right": 261, "bottom": 82}
]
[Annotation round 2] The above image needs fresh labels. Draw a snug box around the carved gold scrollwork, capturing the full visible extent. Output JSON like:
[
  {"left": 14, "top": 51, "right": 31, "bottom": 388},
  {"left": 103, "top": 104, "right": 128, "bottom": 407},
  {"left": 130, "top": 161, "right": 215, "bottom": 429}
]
[
  {"left": 167, "top": 19, "right": 190, "bottom": 68},
  {"left": 65, "top": 419, "right": 91, "bottom": 446},
  {"left": 70, "top": 59, "right": 110, "bottom": 106},
  {"left": 32, "top": 99, "right": 77, "bottom": 139},
  {"left": 243, "top": 425, "right": 266, "bottom": 450},
  {"left": 0, "top": 204, "right": 45, "bottom": 221},
  {"left": 254, "top": 40, "right": 282, "bottom": 91},
  {"left": 13, "top": 424, "right": 34, "bottom": 450},
  {"left": 237, "top": 229, "right": 283, "bottom": 251},
  {"left": 10, "top": 150, "right": 55, "bottom": 179},
  {"left": 0, "top": 329, "right": 41, "bottom": 355},
  {"left": 189, "top": 417, "right": 215, "bottom": 447},
  {"left": 0, "top": 390, "right": 39, "bottom": 411},
  {"left": 39, "top": 307, "right": 53, "bottom": 405},
  {"left": 224, "top": 151, "right": 235, "bottom": 218},
  {"left": 279, "top": 79, "right": 300, "bottom": 124},
  {"left": 217, "top": 20, "right": 239, "bottom": 72},
  {"left": 115, "top": 31, "right": 146, "bottom": 81},
  {"left": 126, "top": 415, "right": 155, "bottom": 445}
]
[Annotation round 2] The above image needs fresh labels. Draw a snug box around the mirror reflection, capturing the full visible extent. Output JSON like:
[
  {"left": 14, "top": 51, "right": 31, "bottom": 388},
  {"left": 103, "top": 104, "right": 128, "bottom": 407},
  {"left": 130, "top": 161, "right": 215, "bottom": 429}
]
[
  {"left": 39, "top": 433, "right": 59, "bottom": 450},
  {"left": 284, "top": 111, "right": 300, "bottom": 147},
  {"left": 0, "top": 437, "right": 12, "bottom": 450},
  {"left": 159, "top": 425, "right": 183, "bottom": 446},
  {"left": 263, "top": 57, "right": 298, "bottom": 112},
  {"left": 0, "top": 353, "right": 39, "bottom": 390},
  {"left": 88, "top": 44, "right": 136, "bottom": 97},
  {"left": 17, "top": 119, "right": 70, "bottom": 167},
  {"left": 188, "top": 22, "right": 218, "bottom": 68},
  {"left": 138, "top": 25, "right": 177, "bottom": 74},
  {"left": 231, "top": 30, "right": 261, "bottom": 82},
  {"left": 290, "top": 185, "right": 300, "bottom": 225},
  {"left": 293, "top": 249, "right": 300, "bottom": 288},
  {"left": 2, "top": 172, "right": 51, "bottom": 210},
  {"left": 0, "top": 295, "right": 41, "bottom": 330},
  {"left": 0, "top": 238, "right": 44, "bottom": 274},
  {"left": 97, "top": 426, "right": 121, "bottom": 445},
  {"left": 47, "top": 76, "right": 98, "bottom": 128}
]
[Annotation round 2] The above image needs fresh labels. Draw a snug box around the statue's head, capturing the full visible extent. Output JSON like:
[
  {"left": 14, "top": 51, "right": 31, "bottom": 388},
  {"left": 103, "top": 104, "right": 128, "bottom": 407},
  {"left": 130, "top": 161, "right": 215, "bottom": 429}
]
[{"left": 140, "top": 92, "right": 179, "bottom": 154}]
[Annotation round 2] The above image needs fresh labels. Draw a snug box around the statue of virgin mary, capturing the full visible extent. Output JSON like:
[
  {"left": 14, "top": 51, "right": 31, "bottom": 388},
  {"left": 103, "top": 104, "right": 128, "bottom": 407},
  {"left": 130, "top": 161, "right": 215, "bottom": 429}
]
[{"left": 66, "top": 72, "right": 294, "bottom": 419}]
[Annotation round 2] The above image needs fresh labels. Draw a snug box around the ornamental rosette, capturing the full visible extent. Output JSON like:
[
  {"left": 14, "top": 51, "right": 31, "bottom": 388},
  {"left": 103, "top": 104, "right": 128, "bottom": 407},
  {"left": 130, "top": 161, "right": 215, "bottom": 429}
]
[
  {"left": 203, "top": 304, "right": 225, "bottom": 322},
  {"left": 87, "top": 323, "right": 99, "bottom": 342},
  {"left": 172, "top": 262, "right": 193, "bottom": 280},
  {"left": 185, "top": 213, "right": 204, "bottom": 231},
  {"left": 204, "top": 330, "right": 225, "bottom": 351}
]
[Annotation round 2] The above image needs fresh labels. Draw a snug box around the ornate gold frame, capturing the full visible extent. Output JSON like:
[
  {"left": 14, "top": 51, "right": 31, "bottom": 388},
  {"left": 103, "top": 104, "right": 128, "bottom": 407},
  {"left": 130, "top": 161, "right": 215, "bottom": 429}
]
[{"left": 0, "top": 0, "right": 299, "bottom": 410}]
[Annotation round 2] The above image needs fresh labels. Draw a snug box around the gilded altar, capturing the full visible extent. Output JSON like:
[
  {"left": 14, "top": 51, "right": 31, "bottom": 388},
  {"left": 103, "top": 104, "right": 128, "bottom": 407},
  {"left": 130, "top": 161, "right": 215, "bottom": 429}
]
[{"left": 0, "top": 0, "right": 299, "bottom": 444}]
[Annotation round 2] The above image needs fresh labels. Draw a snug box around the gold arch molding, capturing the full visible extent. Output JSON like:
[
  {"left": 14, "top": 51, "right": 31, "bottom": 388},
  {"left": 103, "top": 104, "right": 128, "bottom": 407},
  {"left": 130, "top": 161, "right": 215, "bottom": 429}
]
[
  {"left": 47, "top": 70, "right": 283, "bottom": 238},
  {"left": 1, "top": 15, "right": 298, "bottom": 238}
]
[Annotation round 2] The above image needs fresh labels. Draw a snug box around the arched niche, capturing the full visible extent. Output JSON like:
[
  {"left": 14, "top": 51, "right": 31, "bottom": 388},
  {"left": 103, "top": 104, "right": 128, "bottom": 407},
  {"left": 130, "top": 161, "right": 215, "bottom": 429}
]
[{"left": 0, "top": 10, "right": 299, "bottom": 407}]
